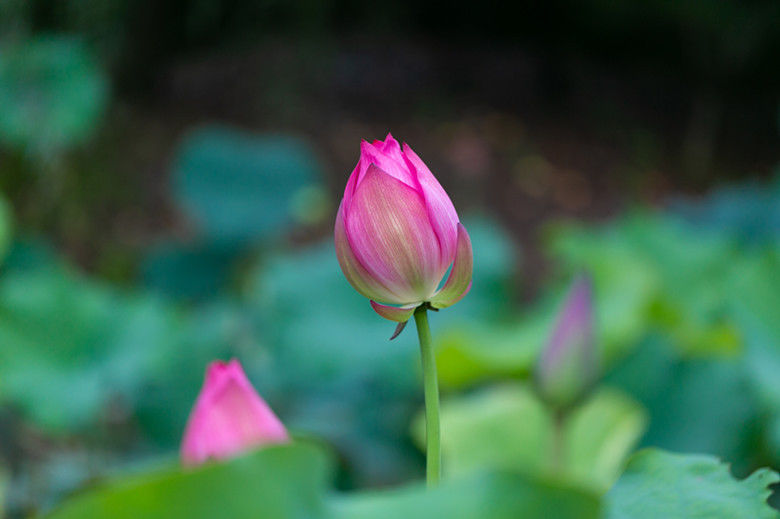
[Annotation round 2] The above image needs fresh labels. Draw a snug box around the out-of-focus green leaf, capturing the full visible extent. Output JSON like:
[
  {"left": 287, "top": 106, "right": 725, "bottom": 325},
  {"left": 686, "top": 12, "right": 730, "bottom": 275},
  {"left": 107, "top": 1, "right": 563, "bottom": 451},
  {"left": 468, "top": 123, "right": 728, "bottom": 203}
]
[
  {"left": 729, "top": 247, "right": 780, "bottom": 463},
  {"left": 171, "top": 127, "right": 328, "bottom": 246},
  {"left": 437, "top": 212, "right": 752, "bottom": 390},
  {"left": 607, "top": 449, "right": 780, "bottom": 519},
  {"left": 435, "top": 306, "right": 549, "bottom": 388},
  {"left": 0, "top": 36, "right": 108, "bottom": 152},
  {"left": 550, "top": 213, "right": 742, "bottom": 357},
  {"left": 412, "top": 384, "right": 646, "bottom": 491},
  {"left": 331, "top": 470, "right": 601, "bottom": 519},
  {"left": 671, "top": 175, "right": 780, "bottom": 244},
  {"left": 566, "top": 388, "right": 648, "bottom": 489},
  {"left": 132, "top": 300, "right": 248, "bottom": 447},
  {"left": 44, "top": 442, "right": 601, "bottom": 519},
  {"left": 141, "top": 242, "right": 237, "bottom": 300},
  {"left": 0, "top": 275, "right": 177, "bottom": 430},
  {"left": 45, "top": 444, "right": 332, "bottom": 519},
  {"left": 605, "top": 339, "right": 761, "bottom": 475},
  {"left": 0, "top": 195, "right": 12, "bottom": 263},
  {"left": 0, "top": 245, "right": 236, "bottom": 435},
  {"left": 0, "top": 465, "right": 7, "bottom": 518}
]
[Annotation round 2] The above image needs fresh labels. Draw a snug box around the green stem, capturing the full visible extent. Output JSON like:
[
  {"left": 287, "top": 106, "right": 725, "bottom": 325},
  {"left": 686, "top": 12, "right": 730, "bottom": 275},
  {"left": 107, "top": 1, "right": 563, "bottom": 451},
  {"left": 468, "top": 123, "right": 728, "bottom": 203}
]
[
  {"left": 414, "top": 306, "right": 441, "bottom": 486},
  {"left": 551, "top": 408, "right": 567, "bottom": 473}
]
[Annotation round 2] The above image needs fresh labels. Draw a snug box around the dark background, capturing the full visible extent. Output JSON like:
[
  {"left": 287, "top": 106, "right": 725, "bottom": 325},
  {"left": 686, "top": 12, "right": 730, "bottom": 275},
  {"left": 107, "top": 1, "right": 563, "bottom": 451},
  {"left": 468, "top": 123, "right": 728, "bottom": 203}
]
[{"left": 3, "top": 0, "right": 779, "bottom": 287}]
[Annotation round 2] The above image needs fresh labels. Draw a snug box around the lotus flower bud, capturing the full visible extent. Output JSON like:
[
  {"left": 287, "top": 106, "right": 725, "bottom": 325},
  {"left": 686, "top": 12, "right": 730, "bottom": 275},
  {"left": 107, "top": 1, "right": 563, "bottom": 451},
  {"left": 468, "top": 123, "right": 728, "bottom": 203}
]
[
  {"left": 180, "top": 360, "right": 288, "bottom": 466},
  {"left": 535, "top": 275, "right": 598, "bottom": 410},
  {"left": 334, "top": 134, "right": 473, "bottom": 324}
]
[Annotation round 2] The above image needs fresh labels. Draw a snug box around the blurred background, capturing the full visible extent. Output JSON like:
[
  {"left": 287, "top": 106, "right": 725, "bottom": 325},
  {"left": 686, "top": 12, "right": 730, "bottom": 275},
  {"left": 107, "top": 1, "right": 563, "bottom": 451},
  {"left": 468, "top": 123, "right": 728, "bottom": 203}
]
[{"left": 0, "top": 1, "right": 779, "bottom": 517}]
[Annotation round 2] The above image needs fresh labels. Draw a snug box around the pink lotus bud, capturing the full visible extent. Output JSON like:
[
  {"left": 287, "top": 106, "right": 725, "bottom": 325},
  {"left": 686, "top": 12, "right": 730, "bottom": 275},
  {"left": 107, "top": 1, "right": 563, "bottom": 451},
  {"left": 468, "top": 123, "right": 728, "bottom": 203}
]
[
  {"left": 334, "top": 134, "right": 473, "bottom": 323},
  {"left": 535, "top": 275, "right": 598, "bottom": 410},
  {"left": 180, "top": 360, "right": 288, "bottom": 466}
]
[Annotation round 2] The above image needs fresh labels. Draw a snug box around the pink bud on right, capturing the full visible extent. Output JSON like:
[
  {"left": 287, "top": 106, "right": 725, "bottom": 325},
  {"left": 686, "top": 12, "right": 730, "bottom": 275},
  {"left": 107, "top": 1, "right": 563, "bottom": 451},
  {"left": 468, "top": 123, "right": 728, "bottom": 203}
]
[{"left": 535, "top": 275, "right": 598, "bottom": 410}]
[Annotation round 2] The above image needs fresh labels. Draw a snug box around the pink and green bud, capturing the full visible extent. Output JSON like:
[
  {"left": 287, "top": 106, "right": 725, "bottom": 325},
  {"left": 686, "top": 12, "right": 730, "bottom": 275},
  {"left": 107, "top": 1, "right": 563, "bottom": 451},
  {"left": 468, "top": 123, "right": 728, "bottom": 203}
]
[
  {"left": 180, "top": 360, "right": 288, "bottom": 466},
  {"left": 535, "top": 275, "right": 598, "bottom": 410},
  {"left": 334, "top": 134, "right": 473, "bottom": 323}
]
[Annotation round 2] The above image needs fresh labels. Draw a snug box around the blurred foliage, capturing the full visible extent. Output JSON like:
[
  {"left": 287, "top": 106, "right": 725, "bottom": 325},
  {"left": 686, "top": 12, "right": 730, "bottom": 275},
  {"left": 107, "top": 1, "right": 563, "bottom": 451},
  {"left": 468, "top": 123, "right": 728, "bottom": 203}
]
[
  {"left": 44, "top": 444, "right": 332, "bottom": 519},
  {"left": 0, "top": 467, "right": 6, "bottom": 518},
  {"left": 38, "top": 444, "right": 780, "bottom": 518},
  {"left": 142, "top": 125, "right": 331, "bottom": 300},
  {"left": 43, "top": 443, "right": 604, "bottom": 519},
  {"left": 606, "top": 338, "right": 764, "bottom": 476},
  {"left": 171, "top": 127, "right": 329, "bottom": 247},
  {"left": 0, "top": 194, "right": 11, "bottom": 261},
  {"left": 141, "top": 243, "right": 237, "bottom": 301},
  {"left": 0, "top": 119, "right": 778, "bottom": 515},
  {"left": 411, "top": 384, "right": 646, "bottom": 491},
  {"left": 0, "top": 241, "right": 231, "bottom": 434},
  {"left": 332, "top": 469, "right": 602, "bottom": 519},
  {"left": 435, "top": 212, "right": 750, "bottom": 387},
  {"left": 0, "top": 36, "right": 107, "bottom": 154},
  {"left": 433, "top": 201, "right": 780, "bottom": 478},
  {"left": 1, "top": 0, "right": 779, "bottom": 515},
  {"left": 670, "top": 174, "right": 780, "bottom": 245},
  {"left": 607, "top": 449, "right": 780, "bottom": 519}
]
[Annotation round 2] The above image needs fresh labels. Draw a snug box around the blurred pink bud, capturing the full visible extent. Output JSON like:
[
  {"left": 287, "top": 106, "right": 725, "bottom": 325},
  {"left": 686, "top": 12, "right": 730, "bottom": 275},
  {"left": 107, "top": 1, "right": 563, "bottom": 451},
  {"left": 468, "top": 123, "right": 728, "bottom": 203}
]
[
  {"left": 535, "top": 275, "right": 598, "bottom": 409},
  {"left": 180, "top": 360, "right": 288, "bottom": 466},
  {"left": 335, "top": 134, "right": 473, "bottom": 322}
]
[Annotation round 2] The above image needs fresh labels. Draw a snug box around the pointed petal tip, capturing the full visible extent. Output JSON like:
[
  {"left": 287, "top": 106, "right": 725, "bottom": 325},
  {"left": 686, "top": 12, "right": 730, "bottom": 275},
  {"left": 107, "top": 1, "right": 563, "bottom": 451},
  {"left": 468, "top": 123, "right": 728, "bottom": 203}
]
[
  {"left": 389, "top": 320, "right": 408, "bottom": 340},
  {"left": 359, "top": 139, "right": 374, "bottom": 155}
]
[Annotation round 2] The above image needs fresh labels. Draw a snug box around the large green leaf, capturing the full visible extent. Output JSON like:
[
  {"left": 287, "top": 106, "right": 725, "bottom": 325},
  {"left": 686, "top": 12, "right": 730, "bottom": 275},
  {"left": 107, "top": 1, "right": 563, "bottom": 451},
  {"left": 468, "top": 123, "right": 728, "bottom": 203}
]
[
  {"left": 549, "top": 214, "right": 742, "bottom": 357},
  {"left": 45, "top": 443, "right": 332, "bottom": 519},
  {"left": 729, "top": 247, "right": 780, "bottom": 463},
  {"left": 171, "top": 127, "right": 328, "bottom": 246},
  {"left": 0, "top": 254, "right": 169, "bottom": 429},
  {"left": 412, "top": 384, "right": 646, "bottom": 491},
  {"left": 44, "top": 442, "right": 601, "bottom": 519},
  {"left": 435, "top": 212, "right": 749, "bottom": 390},
  {"left": 331, "top": 470, "right": 601, "bottom": 519},
  {"left": 0, "top": 244, "right": 236, "bottom": 434},
  {"left": 605, "top": 339, "right": 762, "bottom": 475},
  {"left": 140, "top": 242, "right": 237, "bottom": 300},
  {"left": 607, "top": 449, "right": 780, "bottom": 519},
  {"left": 0, "top": 36, "right": 108, "bottom": 152}
]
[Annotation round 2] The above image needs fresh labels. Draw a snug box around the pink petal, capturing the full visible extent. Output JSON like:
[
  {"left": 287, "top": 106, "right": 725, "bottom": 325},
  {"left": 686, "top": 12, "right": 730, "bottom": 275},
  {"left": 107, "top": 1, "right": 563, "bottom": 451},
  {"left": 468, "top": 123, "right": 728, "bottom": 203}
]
[
  {"left": 370, "top": 301, "right": 417, "bottom": 322},
  {"left": 335, "top": 200, "right": 404, "bottom": 303},
  {"left": 359, "top": 140, "right": 416, "bottom": 188},
  {"left": 342, "top": 161, "right": 361, "bottom": 206},
  {"left": 380, "top": 132, "right": 403, "bottom": 157},
  {"left": 180, "top": 360, "right": 288, "bottom": 466},
  {"left": 401, "top": 143, "right": 459, "bottom": 273},
  {"left": 346, "top": 165, "right": 442, "bottom": 303},
  {"left": 430, "top": 223, "right": 473, "bottom": 309}
]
